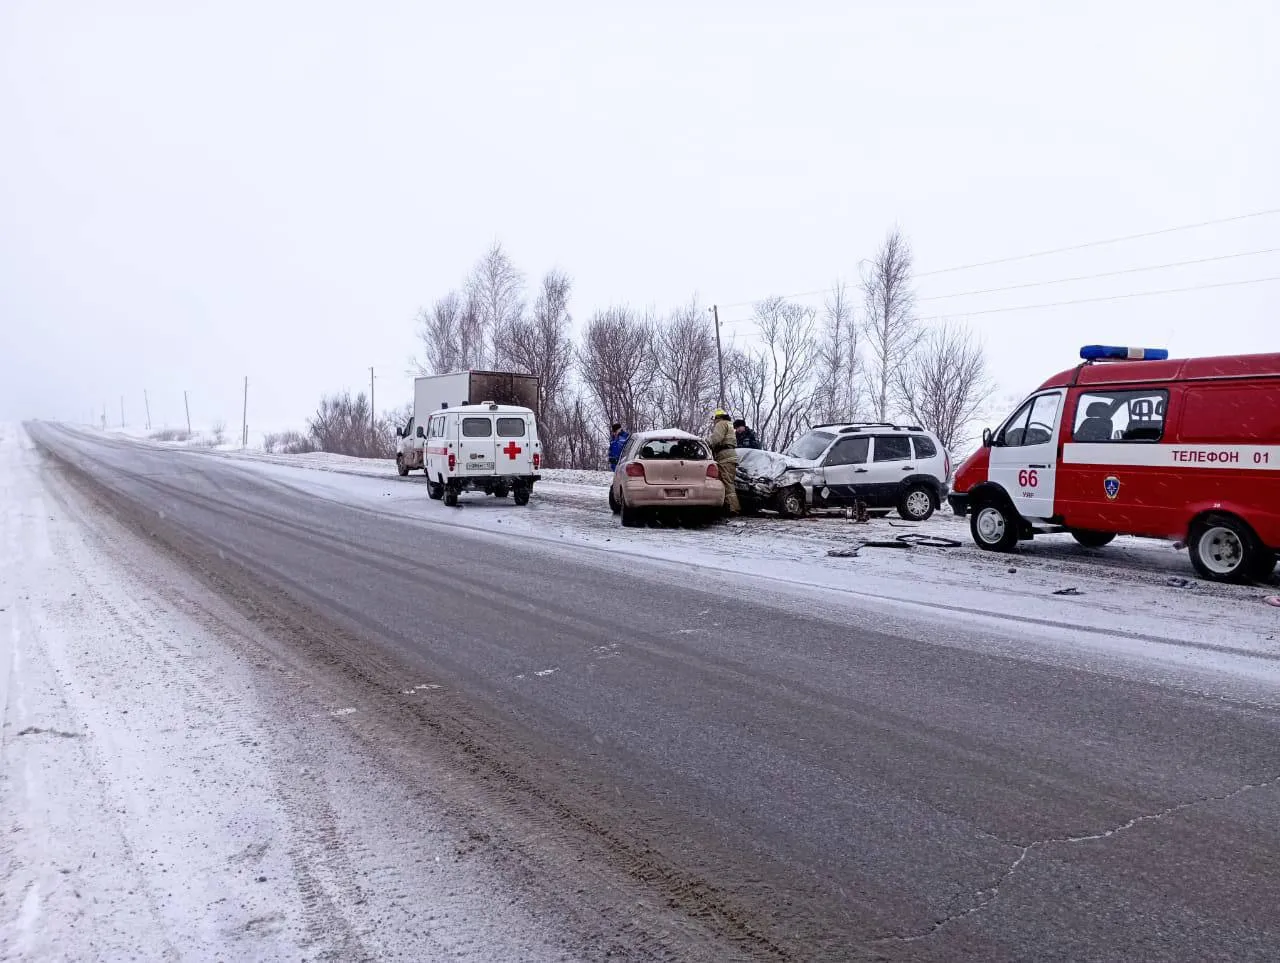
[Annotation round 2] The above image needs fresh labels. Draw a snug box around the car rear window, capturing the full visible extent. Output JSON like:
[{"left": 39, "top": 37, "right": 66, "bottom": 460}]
[
  {"left": 496, "top": 417, "right": 525, "bottom": 438},
  {"left": 462, "top": 417, "right": 492, "bottom": 437},
  {"left": 787, "top": 430, "right": 835, "bottom": 460},
  {"left": 912, "top": 435, "right": 937, "bottom": 458},
  {"left": 872, "top": 436, "right": 912, "bottom": 461},
  {"left": 637, "top": 438, "right": 709, "bottom": 460}
]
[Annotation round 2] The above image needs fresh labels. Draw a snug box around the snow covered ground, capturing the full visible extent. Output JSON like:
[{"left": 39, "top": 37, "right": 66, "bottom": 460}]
[
  {"left": 121, "top": 437, "right": 1280, "bottom": 700},
  {"left": 0, "top": 425, "right": 576, "bottom": 961}
]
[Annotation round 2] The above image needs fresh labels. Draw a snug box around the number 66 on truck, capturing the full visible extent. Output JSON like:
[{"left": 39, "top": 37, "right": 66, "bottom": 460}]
[{"left": 947, "top": 345, "right": 1280, "bottom": 584}]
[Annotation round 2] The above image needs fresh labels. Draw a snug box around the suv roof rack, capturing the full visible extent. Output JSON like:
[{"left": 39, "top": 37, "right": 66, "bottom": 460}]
[{"left": 811, "top": 421, "right": 925, "bottom": 433}]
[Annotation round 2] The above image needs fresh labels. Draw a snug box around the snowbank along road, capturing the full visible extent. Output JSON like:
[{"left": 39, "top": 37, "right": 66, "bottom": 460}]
[{"left": 6, "top": 422, "right": 1280, "bottom": 962}]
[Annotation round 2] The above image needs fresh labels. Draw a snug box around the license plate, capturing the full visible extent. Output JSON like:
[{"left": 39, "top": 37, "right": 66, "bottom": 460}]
[
  {"left": 664, "top": 488, "right": 688, "bottom": 498},
  {"left": 466, "top": 461, "right": 495, "bottom": 471}
]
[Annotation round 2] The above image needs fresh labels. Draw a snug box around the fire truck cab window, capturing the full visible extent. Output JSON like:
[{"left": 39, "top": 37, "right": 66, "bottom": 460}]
[
  {"left": 1000, "top": 393, "right": 1061, "bottom": 447},
  {"left": 1073, "top": 390, "right": 1168, "bottom": 443}
]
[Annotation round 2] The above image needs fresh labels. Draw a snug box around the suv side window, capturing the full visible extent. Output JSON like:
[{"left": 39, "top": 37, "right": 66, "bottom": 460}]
[
  {"left": 825, "top": 437, "right": 869, "bottom": 466},
  {"left": 872, "top": 435, "right": 912, "bottom": 462},
  {"left": 911, "top": 435, "right": 937, "bottom": 459},
  {"left": 1073, "top": 389, "right": 1168, "bottom": 443}
]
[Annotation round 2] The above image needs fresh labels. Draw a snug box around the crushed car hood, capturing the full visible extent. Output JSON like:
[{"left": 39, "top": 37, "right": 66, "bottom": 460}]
[{"left": 736, "top": 448, "right": 820, "bottom": 496}]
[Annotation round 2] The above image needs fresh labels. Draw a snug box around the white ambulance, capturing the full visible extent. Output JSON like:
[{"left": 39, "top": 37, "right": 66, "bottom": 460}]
[{"left": 423, "top": 403, "right": 542, "bottom": 506}]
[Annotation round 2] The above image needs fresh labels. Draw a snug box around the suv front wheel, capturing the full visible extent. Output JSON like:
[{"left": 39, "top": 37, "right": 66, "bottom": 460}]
[
  {"left": 898, "top": 484, "right": 935, "bottom": 522},
  {"left": 970, "top": 502, "right": 1019, "bottom": 552}
]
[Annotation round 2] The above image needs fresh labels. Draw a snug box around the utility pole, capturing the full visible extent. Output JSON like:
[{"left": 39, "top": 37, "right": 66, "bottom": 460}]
[
  {"left": 102, "top": 404, "right": 107, "bottom": 430},
  {"left": 120, "top": 395, "right": 125, "bottom": 428},
  {"left": 184, "top": 391, "right": 191, "bottom": 434},
  {"left": 143, "top": 390, "right": 152, "bottom": 430},
  {"left": 710, "top": 304, "right": 726, "bottom": 407},
  {"left": 242, "top": 376, "right": 249, "bottom": 449},
  {"left": 370, "top": 366, "right": 376, "bottom": 450}
]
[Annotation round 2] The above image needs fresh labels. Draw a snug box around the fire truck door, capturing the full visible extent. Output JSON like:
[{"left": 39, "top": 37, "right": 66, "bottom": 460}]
[{"left": 988, "top": 390, "right": 1064, "bottom": 521}]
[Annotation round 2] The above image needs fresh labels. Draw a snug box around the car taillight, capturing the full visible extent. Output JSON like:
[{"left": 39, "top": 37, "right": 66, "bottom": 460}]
[
  {"left": 706, "top": 463, "right": 720, "bottom": 479},
  {"left": 625, "top": 463, "right": 645, "bottom": 478},
  {"left": 944, "top": 451, "right": 951, "bottom": 479},
  {"left": 533, "top": 453, "right": 541, "bottom": 470},
  {"left": 448, "top": 453, "right": 456, "bottom": 471}
]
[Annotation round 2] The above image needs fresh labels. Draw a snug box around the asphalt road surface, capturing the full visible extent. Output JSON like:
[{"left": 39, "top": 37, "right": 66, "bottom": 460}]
[{"left": 28, "top": 424, "right": 1280, "bottom": 962}]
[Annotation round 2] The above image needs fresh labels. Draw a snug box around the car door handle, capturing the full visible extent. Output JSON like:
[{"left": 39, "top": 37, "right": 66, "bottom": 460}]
[
  {"left": 854, "top": 468, "right": 868, "bottom": 473},
  {"left": 1028, "top": 463, "right": 1049, "bottom": 469},
  {"left": 902, "top": 466, "right": 915, "bottom": 471}
]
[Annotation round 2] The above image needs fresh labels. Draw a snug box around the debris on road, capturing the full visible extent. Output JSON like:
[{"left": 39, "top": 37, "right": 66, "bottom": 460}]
[
  {"left": 1053, "top": 587, "right": 1085, "bottom": 596},
  {"left": 1265, "top": 596, "right": 1280, "bottom": 608}
]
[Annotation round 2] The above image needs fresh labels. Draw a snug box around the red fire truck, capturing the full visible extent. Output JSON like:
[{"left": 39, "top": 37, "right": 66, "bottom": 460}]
[{"left": 948, "top": 345, "right": 1280, "bottom": 583}]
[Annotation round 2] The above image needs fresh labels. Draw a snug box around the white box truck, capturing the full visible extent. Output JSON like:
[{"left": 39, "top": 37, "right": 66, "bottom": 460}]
[{"left": 396, "top": 370, "right": 539, "bottom": 475}]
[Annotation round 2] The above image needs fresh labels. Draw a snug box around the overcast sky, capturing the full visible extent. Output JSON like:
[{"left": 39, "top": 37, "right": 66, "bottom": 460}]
[{"left": 2, "top": 0, "right": 1276, "bottom": 436}]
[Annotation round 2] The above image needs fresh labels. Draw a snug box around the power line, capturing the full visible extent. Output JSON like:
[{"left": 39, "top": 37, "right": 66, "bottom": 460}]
[
  {"left": 719, "top": 274, "right": 1280, "bottom": 327},
  {"left": 917, "top": 247, "right": 1280, "bottom": 302},
  {"left": 715, "top": 206, "right": 1280, "bottom": 310}
]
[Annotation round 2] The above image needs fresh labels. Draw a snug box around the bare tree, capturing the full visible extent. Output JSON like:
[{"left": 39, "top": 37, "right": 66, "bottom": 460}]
[
  {"left": 414, "top": 291, "right": 486, "bottom": 374},
  {"left": 862, "top": 229, "right": 920, "bottom": 421},
  {"left": 893, "top": 321, "right": 994, "bottom": 451},
  {"left": 556, "top": 391, "right": 606, "bottom": 470},
  {"left": 652, "top": 297, "right": 718, "bottom": 432},
  {"left": 307, "top": 390, "right": 395, "bottom": 458},
  {"left": 577, "top": 306, "right": 658, "bottom": 435},
  {"left": 725, "top": 297, "right": 819, "bottom": 451},
  {"left": 466, "top": 241, "right": 524, "bottom": 367},
  {"left": 813, "top": 280, "right": 862, "bottom": 423},
  {"left": 494, "top": 270, "right": 575, "bottom": 465}
]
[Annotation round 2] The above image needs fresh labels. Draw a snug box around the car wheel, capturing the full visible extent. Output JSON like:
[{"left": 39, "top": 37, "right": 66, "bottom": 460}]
[
  {"left": 970, "top": 502, "right": 1019, "bottom": 552},
  {"left": 396, "top": 455, "right": 409, "bottom": 477},
  {"left": 443, "top": 487, "right": 459, "bottom": 508},
  {"left": 620, "top": 501, "right": 646, "bottom": 528},
  {"left": 1189, "top": 514, "right": 1259, "bottom": 583},
  {"left": 1070, "top": 529, "right": 1115, "bottom": 548},
  {"left": 428, "top": 479, "right": 444, "bottom": 501},
  {"left": 608, "top": 487, "right": 621, "bottom": 515},
  {"left": 776, "top": 486, "right": 806, "bottom": 518},
  {"left": 898, "top": 485, "right": 935, "bottom": 522},
  {"left": 513, "top": 487, "right": 531, "bottom": 507}
]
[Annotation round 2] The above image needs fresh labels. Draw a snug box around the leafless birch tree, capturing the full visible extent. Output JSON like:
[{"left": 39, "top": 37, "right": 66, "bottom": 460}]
[
  {"left": 862, "top": 229, "right": 920, "bottom": 421},
  {"left": 652, "top": 297, "right": 718, "bottom": 432},
  {"left": 465, "top": 241, "right": 524, "bottom": 367},
  {"left": 576, "top": 306, "right": 658, "bottom": 434},
  {"left": 893, "top": 321, "right": 994, "bottom": 451},
  {"left": 725, "top": 297, "right": 819, "bottom": 451},
  {"left": 813, "top": 280, "right": 862, "bottom": 422},
  {"left": 494, "top": 270, "right": 575, "bottom": 465}
]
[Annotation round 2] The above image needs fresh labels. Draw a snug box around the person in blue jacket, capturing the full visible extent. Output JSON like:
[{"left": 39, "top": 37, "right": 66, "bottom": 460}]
[{"left": 608, "top": 423, "right": 630, "bottom": 471}]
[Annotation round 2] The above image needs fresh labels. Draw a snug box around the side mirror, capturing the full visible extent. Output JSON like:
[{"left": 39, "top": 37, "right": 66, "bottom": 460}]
[
  {"left": 396, "top": 427, "right": 405, "bottom": 438},
  {"left": 982, "top": 427, "right": 993, "bottom": 448},
  {"left": 416, "top": 426, "right": 425, "bottom": 438}
]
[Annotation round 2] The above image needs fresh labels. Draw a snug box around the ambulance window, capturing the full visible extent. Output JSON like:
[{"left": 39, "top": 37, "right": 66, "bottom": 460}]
[
  {"left": 462, "top": 417, "right": 492, "bottom": 437},
  {"left": 496, "top": 417, "right": 525, "bottom": 438},
  {"left": 1000, "top": 393, "right": 1061, "bottom": 447},
  {"left": 1073, "top": 390, "right": 1168, "bottom": 443}
]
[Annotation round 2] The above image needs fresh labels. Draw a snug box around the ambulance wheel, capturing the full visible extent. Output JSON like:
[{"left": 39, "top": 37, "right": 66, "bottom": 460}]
[
  {"left": 443, "top": 487, "right": 459, "bottom": 508},
  {"left": 428, "top": 479, "right": 444, "bottom": 500},
  {"left": 1188, "top": 514, "right": 1259, "bottom": 583},
  {"left": 1070, "top": 530, "right": 1115, "bottom": 549},
  {"left": 608, "top": 487, "right": 621, "bottom": 515},
  {"left": 396, "top": 455, "right": 409, "bottom": 477},
  {"left": 970, "top": 503, "right": 1019, "bottom": 552},
  {"left": 513, "top": 487, "right": 531, "bottom": 507},
  {"left": 898, "top": 485, "right": 935, "bottom": 522}
]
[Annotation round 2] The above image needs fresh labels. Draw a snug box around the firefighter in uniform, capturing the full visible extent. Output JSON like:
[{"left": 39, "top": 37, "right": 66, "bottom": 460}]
[{"left": 706, "top": 409, "right": 740, "bottom": 515}]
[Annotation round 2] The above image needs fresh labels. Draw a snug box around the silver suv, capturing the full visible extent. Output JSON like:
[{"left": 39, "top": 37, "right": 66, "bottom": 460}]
[{"left": 740, "top": 423, "right": 951, "bottom": 520}]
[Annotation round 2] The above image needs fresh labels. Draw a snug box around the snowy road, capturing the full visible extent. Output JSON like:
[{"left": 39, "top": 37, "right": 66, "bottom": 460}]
[{"left": 9, "top": 423, "right": 1280, "bottom": 961}]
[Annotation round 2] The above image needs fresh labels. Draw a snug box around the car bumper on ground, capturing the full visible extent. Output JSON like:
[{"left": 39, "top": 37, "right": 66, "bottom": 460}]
[{"left": 947, "top": 492, "right": 970, "bottom": 516}]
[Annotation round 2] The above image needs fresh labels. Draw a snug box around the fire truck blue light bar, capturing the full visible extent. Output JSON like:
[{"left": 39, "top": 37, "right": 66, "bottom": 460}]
[{"left": 1080, "top": 345, "right": 1170, "bottom": 361}]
